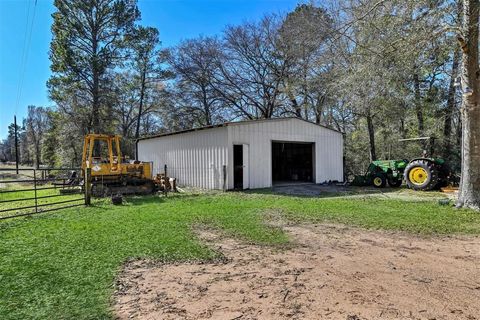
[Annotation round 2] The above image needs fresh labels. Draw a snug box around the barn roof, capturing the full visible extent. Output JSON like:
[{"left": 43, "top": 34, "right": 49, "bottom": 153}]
[{"left": 136, "top": 117, "right": 342, "bottom": 141}]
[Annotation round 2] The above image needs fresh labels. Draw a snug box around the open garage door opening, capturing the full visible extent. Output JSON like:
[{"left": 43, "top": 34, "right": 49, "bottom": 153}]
[{"left": 272, "top": 141, "right": 314, "bottom": 185}]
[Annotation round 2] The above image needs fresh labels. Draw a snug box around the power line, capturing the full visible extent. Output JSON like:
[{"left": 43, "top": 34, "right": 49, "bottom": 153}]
[
  {"left": 14, "top": 0, "right": 38, "bottom": 115},
  {"left": 14, "top": 0, "right": 32, "bottom": 114}
]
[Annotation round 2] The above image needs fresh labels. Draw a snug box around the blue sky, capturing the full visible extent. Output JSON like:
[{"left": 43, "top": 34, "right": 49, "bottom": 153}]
[{"left": 0, "top": 0, "right": 300, "bottom": 139}]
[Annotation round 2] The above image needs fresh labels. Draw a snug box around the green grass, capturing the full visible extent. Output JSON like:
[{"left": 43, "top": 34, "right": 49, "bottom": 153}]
[{"left": 0, "top": 190, "right": 479, "bottom": 319}]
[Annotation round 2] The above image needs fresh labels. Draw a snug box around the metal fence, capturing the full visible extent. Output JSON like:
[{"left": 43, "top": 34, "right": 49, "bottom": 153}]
[{"left": 0, "top": 167, "right": 86, "bottom": 220}]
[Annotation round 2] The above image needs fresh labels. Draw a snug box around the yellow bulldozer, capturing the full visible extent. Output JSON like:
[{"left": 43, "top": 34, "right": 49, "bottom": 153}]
[{"left": 81, "top": 134, "right": 159, "bottom": 197}]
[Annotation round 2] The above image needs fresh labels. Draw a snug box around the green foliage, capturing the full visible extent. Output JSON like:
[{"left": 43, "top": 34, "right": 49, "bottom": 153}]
[
  {"left": 42, "top": 110, "right": 60, "bottom": 167},
  {"left": 0, "top": 191, "right": 479, "bottom": 319},
  {"left": 48, "top": 0, "right": 141, "bottom": 152},
  {"left": 331, "top": 0, "right": 459, "bottom": 172}
]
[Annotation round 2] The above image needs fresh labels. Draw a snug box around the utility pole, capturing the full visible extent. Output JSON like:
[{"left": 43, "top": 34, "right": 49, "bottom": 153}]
[{"left": 14, "top": 115, "right": 19, "bottom": 174}]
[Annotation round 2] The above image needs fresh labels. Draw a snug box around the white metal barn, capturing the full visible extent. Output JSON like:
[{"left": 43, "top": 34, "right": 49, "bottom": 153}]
[{"left": 137, "top": 118, "right": 343, "bottom": 190}]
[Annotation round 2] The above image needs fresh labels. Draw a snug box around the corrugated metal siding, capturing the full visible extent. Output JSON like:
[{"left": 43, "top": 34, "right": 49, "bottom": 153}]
[
  {"left": 137, "top": 127, "right": 229, "bottom": 189},
  {"left": 138, "top": 118, "right": 343, "bottom": 190},
  {"left": 227, "top": 118, "right": 343, "bottom": 189}
]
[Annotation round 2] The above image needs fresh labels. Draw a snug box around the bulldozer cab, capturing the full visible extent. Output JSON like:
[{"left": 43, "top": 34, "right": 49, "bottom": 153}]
[{"left": 82, "top": 134, "right": 123, "bottom": 176}]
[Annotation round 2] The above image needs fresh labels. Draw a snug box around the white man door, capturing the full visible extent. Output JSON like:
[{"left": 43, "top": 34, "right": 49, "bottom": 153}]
[{"left": 242, "top": 144, "right": 249, "bottom": 189}]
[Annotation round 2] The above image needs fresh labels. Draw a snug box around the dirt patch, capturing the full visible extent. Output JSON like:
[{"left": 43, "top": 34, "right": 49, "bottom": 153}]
[
  {"left": 271, "top": 184, "right": 454, "bottom": 202},
  {"left": 114, "top": 225, "right": 480, "bottom": 320}
]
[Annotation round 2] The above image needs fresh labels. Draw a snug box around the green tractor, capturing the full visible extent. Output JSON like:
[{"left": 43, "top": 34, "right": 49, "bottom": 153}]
[{"left": 351, "top": 137, "right": 450, "bottom": 190}]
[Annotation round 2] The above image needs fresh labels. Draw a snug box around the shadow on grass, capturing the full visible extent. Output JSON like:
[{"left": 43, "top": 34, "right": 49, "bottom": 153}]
[
  {"left": 124, "top": 192, "right": 208, "bottom": 206},
  {"left": 244, "top": 184, "right": 403, "bottom": 199}
]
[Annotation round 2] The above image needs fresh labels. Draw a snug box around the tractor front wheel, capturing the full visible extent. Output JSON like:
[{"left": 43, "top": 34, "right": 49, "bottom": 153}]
[
  {"left": 372, "top": 173, "right": 387, "bottom": 188},
  {"left": 404, "top": 160, "right": 439, "bottom": 191}
]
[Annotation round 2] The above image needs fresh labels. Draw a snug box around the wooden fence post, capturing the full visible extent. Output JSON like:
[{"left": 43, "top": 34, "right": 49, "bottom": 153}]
[
  {"left": 33, "top": 169, "right": 38, "bottom": 214},
  {"left": 84, "top": 168, "right": 91, "bottom": 205},
  {"left": 164, "top": 164, "right": 168, "bottom": 197}
]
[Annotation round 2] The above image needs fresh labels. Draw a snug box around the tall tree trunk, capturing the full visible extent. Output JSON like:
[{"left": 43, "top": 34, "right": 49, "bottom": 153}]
[
  {"left": 201, "top": 86, "right": 212, "bottom": 125},
  {"left": 71, "top": 142, "right": 78, "bottom": 167},
  {"left": 314, "top": 104, "right": 321, "bottom": 124},
  {"left": 399, "top": 118, "right": 406, "bottom": 139},
  {"left": 35, "top": 143, "right": 40, "bottom": 169},
  {"left": 314, "top": 95, "right": 325, "bottom": 124},
  {"left": 135, "top": 71, "right": 147, "bottom": 140},
  {"left": 92, "top": 77, "right": 100, "bottom": 134},
  {"left": 366, "top": 108, "right": 377, "bottom": 161},
  {"left": 444, "top": 48, "right": 460, "bottom": 159},
  {"left": 456, "top": 114, "right": 462, "bottom": 146},
  {"left": 92, "top": 72, "right": 100, "bottom": 163},
  {"left": 457, "top": 0, "right": 480, "bottom": 210},
  {"left": 413, "top": 70, "right": 424, "bottom": 136},
  {"left": 91, "top": 28, "right": 100, "bottom": 134},
  {"left": 294, "top": 101, "right": 302, "bottom": 118},
  {"left": 134, "top": 70, "right": 147, "bottom": 159},
  {"left": 284, "top": 81, "right": 302, "bottom": 117}
]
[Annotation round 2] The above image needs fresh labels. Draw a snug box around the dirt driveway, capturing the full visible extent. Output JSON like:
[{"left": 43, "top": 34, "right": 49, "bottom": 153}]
[{"left": 114, "top": 224, "right": 480, "bottom": 320}]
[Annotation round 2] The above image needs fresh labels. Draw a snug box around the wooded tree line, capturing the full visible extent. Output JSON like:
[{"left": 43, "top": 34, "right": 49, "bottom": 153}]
[{"left": 0, "top": 0, "right": 467, "bottom": 182}]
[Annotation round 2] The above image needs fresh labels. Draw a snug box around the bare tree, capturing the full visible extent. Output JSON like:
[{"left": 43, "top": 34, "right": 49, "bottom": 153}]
[
  {"left": 125, "top": 26, "right": 164, "bottom": 140},
  {"left": 457, "top": 0, "right": 480, "bottom": 209},
  {"left": 168, "top": 37, "right": 226, "bottom": 126},
  {"left": 211, "top": 15, "right": 287, "bottom": 119},
  {"left": 278, "top": 4, "right": 335, "bottom": 123},
  {"left": 25, "top": 106, "right": 48, "bottom": 169}
]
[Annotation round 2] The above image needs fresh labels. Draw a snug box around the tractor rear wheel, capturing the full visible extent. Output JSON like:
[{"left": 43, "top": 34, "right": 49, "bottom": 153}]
[
  {"left": 404, "top": 160, "right": 439, "bottom": 191},
  {"left": 372, "top": 173, "right": 387, "bottom": 188}
]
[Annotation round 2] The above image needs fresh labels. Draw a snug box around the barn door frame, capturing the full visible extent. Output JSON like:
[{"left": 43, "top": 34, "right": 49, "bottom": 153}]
[{"left": 242, "top": 144, "right": 249, "bottom": 189}]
